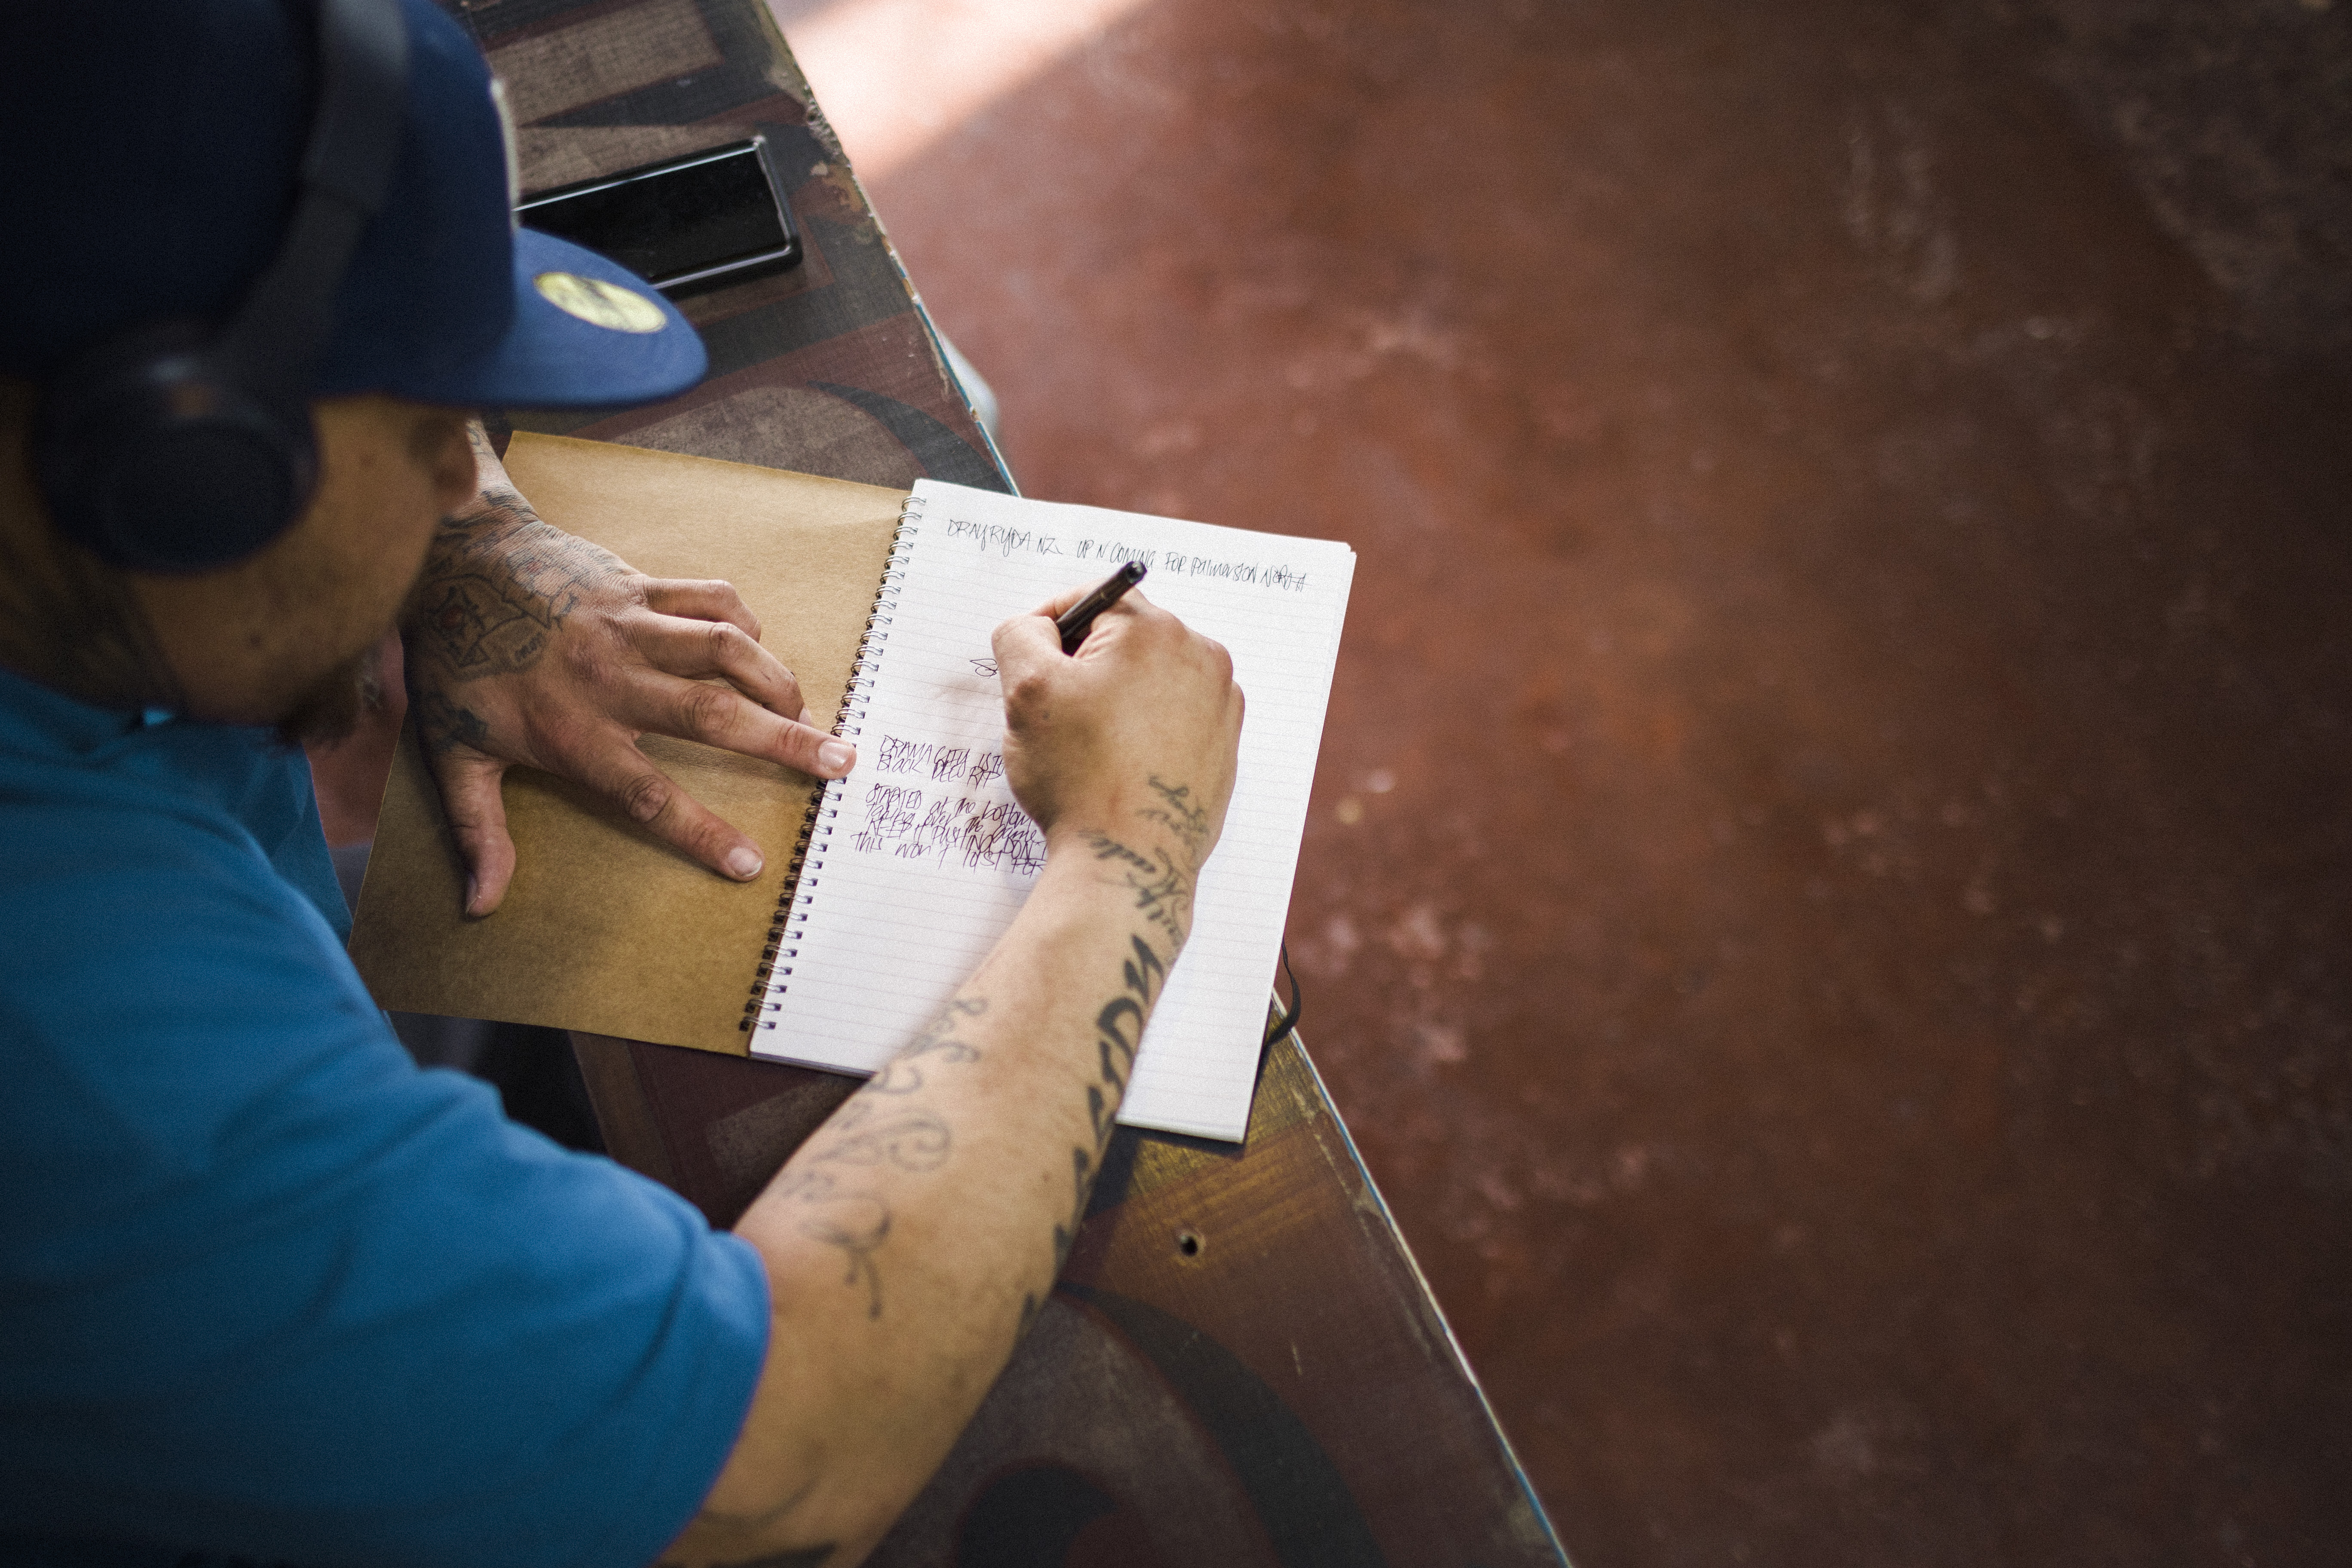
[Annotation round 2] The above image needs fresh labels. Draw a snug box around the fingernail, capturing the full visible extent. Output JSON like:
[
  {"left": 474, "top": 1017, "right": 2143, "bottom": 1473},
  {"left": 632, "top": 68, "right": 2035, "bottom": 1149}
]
[
  {"left": 463, "top": 875, "right": 480, "bottom": 915},
  {"left": 818, "top": 740, "right": 854, "bottom": 775},
  {"left": 726, "top": 846, "right": 764, "bottom": 880},
  {"left": 798, "top": 707, "right": 814, "bottom": 726}
]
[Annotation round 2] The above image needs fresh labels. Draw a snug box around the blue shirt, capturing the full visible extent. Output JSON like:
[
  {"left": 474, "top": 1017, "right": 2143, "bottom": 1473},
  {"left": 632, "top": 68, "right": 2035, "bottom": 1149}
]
[{"left": 0, "top": 668, "right": 769, "bottom": 1568}]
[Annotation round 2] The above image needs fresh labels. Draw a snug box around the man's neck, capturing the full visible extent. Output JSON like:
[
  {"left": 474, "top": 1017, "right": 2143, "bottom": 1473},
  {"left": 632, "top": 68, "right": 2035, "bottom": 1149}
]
[{"left": 0, "top": 381, "right": 186, "bottom": 713}]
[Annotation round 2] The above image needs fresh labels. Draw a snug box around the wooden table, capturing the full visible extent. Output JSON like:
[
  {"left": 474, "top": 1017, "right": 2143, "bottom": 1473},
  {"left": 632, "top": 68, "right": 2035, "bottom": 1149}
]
[{"left": 438, "top": 1, "right": 1566, "bottom": 1559}]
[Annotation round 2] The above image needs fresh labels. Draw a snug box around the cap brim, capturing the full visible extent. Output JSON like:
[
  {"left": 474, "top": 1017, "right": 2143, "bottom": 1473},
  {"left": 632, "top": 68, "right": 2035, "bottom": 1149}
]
[{"left": 394, "top": 230, "right": 708, "bottom": 412}]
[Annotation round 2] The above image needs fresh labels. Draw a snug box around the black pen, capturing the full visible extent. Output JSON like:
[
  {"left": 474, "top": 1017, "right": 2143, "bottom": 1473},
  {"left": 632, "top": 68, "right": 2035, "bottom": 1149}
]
[{"left": 1057, "top": 560, "right": 1148, "bottom": 653}]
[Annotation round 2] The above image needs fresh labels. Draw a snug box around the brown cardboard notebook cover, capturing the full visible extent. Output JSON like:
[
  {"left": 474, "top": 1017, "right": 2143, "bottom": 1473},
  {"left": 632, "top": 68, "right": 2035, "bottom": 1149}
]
[{"left": 348, "top": 433, "right": 906, "bottom": 1055}]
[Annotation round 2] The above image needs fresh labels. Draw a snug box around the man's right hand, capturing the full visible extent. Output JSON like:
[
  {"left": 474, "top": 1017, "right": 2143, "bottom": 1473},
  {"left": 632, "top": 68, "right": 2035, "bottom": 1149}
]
[{"left": 990, "top": 585, "right": 1245, "bottom": 880}]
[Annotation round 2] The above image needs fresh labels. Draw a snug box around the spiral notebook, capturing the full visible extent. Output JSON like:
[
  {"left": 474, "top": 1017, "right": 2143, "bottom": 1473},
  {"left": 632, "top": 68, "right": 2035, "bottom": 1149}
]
[
  {"left": 350, "top": 439, "right": 1354, "bottom": 1145},
  {"left": 751, "top": 480, "right": 1356, "bottom": 1141}
]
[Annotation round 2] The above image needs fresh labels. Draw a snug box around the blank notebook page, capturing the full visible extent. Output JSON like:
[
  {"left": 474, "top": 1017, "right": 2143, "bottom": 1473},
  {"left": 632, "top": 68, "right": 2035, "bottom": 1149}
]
[{"left": 748, "top": 479, "right": 1355, "bottom": 1141}]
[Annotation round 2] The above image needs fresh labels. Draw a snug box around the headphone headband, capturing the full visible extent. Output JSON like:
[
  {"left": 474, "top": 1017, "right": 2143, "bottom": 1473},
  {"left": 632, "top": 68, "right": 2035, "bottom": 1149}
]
[{"left": 223, "top": 0, "right": 410, "bottom": 392}]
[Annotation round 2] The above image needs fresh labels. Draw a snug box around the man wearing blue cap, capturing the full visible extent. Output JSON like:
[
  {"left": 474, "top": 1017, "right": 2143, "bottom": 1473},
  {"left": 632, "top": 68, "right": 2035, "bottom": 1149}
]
[{"left": 0, "top": 3, "right": 1244, "bottom": 1565}]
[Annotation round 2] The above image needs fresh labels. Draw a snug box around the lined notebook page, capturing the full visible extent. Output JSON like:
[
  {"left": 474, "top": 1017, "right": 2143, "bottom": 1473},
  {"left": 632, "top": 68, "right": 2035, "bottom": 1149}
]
[{"left": 748, "top": 479, "right": 1354, "bottom": 1141}]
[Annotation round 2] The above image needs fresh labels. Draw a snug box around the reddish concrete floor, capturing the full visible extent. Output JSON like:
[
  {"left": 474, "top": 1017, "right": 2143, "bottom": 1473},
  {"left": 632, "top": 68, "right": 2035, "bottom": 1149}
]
[{"left": 834, "top": 0, "right": 2352, "bottom": 1563}]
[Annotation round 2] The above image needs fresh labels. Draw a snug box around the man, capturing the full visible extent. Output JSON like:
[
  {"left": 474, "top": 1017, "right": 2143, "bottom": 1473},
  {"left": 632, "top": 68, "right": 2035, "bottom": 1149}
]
[{"left": 0, "top": 3, "right": 1243, "bottom": 1565}]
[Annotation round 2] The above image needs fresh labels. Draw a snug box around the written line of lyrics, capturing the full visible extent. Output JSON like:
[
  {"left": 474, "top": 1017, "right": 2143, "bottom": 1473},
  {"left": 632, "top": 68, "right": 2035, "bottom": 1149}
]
[{"left": 940, "top": 517, "right": 1313, "bottom": 594}]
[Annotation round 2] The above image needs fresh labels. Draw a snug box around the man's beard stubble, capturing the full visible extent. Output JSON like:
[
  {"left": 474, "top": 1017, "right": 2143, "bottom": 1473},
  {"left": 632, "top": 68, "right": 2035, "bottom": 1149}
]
[
  {"left": 273, "top": 635, "right": 385, "bottom": 749},
  {"left": 282, "top": 548, "right": 450, "bottom": 750}
]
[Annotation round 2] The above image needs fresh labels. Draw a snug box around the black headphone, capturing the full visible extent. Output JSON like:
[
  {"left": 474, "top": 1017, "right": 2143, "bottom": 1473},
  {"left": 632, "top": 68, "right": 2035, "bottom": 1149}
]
[{"left": 33, "top": 0, "right": 411, "bottom": 574}]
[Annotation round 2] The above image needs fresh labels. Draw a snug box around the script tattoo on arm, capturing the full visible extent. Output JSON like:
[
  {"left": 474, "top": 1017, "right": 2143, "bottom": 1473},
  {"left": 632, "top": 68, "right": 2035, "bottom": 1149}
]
[
  {"left": 1012, "top": 778, "right": 1216, "bottom": 1337},
  {"left": 1138, "top": 775, "right": 1212, "bottom": 865},
  {"left": 769, "top": 998, "right": 985, "bottom": 1320},
  {"left": 1018, "top": 774, "right": 1205, "bottom": 1340},
  {"left": 1014, "top": 929, "right": 1167, "bottom": 1341},
  {"left": 403, "top": 423, "right": 632, "bottom": 753},
  {"left": 867, "top": 996, "right": 985, "bottom": 1095},
  {"left": 1081, "top": 831, "right": 1194, "bottom": 948}
]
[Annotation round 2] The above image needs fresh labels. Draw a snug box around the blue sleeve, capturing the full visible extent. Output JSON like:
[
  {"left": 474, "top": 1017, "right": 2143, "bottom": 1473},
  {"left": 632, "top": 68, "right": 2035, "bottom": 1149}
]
[{"left": 0, "top": 803, "right": 770, "bottom": 1568}]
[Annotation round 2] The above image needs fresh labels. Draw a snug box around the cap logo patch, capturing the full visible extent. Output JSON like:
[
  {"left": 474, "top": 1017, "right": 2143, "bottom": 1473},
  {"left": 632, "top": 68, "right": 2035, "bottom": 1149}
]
[{"left": 534, "top": 272, "right": 666, "bottom": 334}]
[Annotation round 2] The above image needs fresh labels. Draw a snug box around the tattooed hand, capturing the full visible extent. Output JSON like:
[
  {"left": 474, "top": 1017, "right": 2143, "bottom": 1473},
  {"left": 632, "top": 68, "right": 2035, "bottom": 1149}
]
[{"left": 405, "top": 423, "right": 857, "bottom": 914}]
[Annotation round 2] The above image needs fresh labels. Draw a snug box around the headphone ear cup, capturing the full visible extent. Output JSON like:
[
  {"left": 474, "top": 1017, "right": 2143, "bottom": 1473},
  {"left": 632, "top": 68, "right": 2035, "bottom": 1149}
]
[{"left": 34, "top": 321, "right": 318, "bottom": 574}]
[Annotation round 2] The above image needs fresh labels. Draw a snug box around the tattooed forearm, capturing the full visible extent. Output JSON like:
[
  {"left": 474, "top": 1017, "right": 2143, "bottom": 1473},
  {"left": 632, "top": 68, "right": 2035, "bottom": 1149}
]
[
  {"left": 866, "top": 996, "right": 984, "bottom": 1095},
  {"left": 1089, "top": 991, "right": 1145, "bottom": 1155},
  {"left": 769, "top": 1167, "right": 892, "bottom": 1320},
  {"left": 817, "top": 1102, "right": 952, "bottom": 1171},
  {"left": 1139, "top": 775, "right": 1211, "bottom": 864},
  {"left": 1011, "top": 790, "right": 1203, "bottom": 1337},
  {"left": 1028, "top": 931, "right": 1168, "bottom": 1335},
  {"left": 770, "top": 999, "right": 985, "bottom": 1319},
  {"left": 1082, "top": 831, "right": 1194, "bottom": 948}
]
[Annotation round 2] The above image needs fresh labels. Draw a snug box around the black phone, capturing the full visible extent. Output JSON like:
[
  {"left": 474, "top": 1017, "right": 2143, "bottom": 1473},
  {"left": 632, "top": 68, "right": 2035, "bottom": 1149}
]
[{"left": 515, "top": 136, "right": 802, "bottom": 297}]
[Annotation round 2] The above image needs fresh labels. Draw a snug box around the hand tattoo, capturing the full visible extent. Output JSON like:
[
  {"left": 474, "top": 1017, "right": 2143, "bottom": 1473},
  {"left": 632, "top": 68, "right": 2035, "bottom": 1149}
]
[
  {"left": 410, "top": 495, "right": 627, "bottom": 681},
  {"left": 407, "top": 687, "right": 491, "bottom": 756},
  {"left": 402, "top": 426, "right": 631, "bottom": 753}
]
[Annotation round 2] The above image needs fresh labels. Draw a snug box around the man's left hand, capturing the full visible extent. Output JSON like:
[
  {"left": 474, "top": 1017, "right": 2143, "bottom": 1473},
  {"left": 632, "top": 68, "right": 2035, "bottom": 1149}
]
[{"left": 402, "top": 426, "right": 853, "bottom": 916}]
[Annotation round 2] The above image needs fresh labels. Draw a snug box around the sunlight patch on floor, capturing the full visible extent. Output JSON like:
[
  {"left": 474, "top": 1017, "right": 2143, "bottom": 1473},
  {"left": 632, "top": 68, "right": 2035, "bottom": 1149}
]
[{"left": 769, "top": 0, "right": 1152, "bottom": 181}]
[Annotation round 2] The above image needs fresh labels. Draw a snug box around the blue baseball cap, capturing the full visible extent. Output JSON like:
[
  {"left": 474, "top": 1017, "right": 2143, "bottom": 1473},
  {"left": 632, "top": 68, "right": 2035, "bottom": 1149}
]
[{"left": 0, "top": 0, "right": 707, "bottom": 410}]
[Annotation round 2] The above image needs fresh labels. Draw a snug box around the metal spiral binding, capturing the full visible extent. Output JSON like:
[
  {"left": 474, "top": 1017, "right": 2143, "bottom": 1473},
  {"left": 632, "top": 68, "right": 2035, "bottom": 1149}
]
[{"left": 741, "top": 490, "right": 928, "bottom": 1031}]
